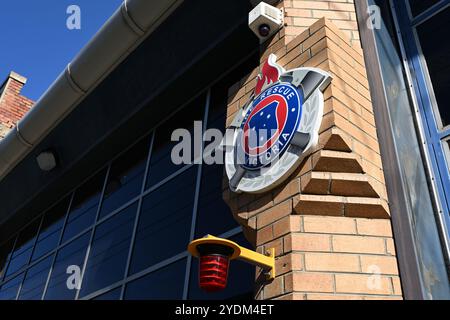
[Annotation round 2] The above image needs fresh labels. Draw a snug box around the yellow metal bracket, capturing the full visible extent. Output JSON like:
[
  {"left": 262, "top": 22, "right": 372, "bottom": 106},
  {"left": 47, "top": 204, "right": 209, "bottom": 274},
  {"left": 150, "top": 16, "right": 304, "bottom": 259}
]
[{"left": 188, "top": 235, "right": 276, "bottom": 280}]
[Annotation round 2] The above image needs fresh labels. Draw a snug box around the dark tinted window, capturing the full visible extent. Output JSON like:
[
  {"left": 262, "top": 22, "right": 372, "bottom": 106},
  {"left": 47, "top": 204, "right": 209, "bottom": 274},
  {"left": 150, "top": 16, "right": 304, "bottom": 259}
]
[
  {"left": 0, "top": 238, "right": 15, "bottom": 279},
  {"left": 195, "top": 163, "right": 237, "bottom": 238},
  {"left": 5, "top": 218, "right": 40, "bottom": 277},
  {"left": 79, "top": 203, "right": 137, "bottom": 298},
  {"left": 146, "top": 95, "right": 205, "bottom": 188},
  {"left": 0, "top": 53, "right": 258, "bottom": 301},
  {"left": 130, "top": 167, "right": 197, "bottom": 274},
  {"left": 408, "top": 0, "right": 440, "bottom": 16},
  {"left": 62, "top": 170, "right": 106, "bottom": 243},
  {"left": 17, "top": 255, "right": 53, "bottom": 300},
  {"left": 416, "top": 7, "right": 450, "bottom": 127},
  {"left": 92, "top": 287, "right": 122, "bottom": 300},
  {"left": 100, "top": 137, "right": 150, "bottom": 218},
  {"left": 188, "top": 233, "right": 254, "bottom": 300},
  {"left": 195, "top": 82, "right": 238, "bottom": 237},
  {"left": 32, "top": 198, "right": 70, "bottom": 261},
  {"left": 124, "top": 259, "right": 186, "bottom": 300},
  {"left": 0, "top": 273, "right": 24, "bottom": 300},
  {"left": 44, "top": 233, "right": 90, "bottom": 300}
]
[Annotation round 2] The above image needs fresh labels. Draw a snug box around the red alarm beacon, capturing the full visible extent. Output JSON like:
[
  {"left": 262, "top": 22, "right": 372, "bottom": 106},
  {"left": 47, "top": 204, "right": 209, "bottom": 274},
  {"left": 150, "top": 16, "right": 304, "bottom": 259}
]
[
  {"left": 188, "top": 235, "right": 275, "bottom": 293},
  {"left": 196, "top": 243, "right": 234, "bottom": 292}
]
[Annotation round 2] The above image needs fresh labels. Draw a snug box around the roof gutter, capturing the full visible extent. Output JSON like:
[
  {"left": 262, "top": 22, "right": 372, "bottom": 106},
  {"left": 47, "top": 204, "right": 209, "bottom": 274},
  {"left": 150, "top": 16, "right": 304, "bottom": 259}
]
[{"left": 0, "top": 0, "right": 183, "bottom": 180}]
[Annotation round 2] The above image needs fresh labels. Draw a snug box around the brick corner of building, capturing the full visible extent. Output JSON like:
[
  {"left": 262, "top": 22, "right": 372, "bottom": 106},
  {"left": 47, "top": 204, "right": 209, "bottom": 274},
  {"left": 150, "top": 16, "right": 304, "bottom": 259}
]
[{"left": 223, "top": 4, "right": 403, "bottom": 301}]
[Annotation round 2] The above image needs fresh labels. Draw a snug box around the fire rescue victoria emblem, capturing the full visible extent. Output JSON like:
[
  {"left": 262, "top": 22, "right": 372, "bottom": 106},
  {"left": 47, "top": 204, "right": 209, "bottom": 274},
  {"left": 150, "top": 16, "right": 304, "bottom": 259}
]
[{"left": 223, "top": 54, "right": 332, "bottom": 193}]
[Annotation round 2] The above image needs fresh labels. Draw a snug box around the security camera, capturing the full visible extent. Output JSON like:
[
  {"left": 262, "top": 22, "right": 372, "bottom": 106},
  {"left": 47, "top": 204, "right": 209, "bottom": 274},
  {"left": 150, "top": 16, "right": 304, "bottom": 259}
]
[{"left": 249, "top": 2, "right": 284, "bottom": 42}]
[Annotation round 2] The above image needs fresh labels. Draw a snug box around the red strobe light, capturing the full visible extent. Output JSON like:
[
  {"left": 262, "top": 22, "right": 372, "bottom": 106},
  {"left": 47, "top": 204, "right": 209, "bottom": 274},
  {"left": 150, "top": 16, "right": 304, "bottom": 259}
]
[
  {"left": 199, "top": 254, "right": 230, "bottom": 292},
  {"left": 196, "top": 243, "right": 234, "bottom": 293},
  {"left": 188, "top": 235, "right": 276, "bottom": 293}
]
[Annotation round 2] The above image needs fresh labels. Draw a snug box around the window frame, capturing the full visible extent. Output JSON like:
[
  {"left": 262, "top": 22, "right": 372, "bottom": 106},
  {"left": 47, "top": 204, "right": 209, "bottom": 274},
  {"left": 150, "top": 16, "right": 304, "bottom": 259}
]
[
  {"left": 391, "top": 0, "right": 450, "bottom": 252},
  {"left": 355, "top": 0, "right": 450, "bottom": 299}
]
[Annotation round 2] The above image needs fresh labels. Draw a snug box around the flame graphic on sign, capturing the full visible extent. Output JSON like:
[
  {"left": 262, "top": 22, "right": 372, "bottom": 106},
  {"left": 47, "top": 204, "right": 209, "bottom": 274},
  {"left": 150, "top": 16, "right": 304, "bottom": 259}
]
[{"left": 254, "top": 54, "right": 284, "bottom": 96}]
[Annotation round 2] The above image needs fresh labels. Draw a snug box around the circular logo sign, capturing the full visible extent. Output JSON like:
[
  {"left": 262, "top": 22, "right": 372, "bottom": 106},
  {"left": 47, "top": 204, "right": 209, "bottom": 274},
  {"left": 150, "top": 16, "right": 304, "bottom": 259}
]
[
  {"left": 224, "top": 54, "right": 332, "bottom": 194},
  {"left": 236, "top": 83, "right": 303, "bottom": 170}
]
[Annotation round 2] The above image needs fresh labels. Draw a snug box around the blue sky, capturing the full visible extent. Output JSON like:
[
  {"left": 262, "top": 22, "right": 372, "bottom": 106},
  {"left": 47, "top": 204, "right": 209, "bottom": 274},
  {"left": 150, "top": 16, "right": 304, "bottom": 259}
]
[{"left": 0, "top": 0, "right": 123, "bottom": 101}]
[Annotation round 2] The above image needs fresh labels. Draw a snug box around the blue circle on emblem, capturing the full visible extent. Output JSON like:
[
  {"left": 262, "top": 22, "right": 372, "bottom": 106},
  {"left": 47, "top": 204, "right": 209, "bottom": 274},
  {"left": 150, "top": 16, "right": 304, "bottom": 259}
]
[{"left": 236, "top": 82, "right": 304, "bottom": 170}]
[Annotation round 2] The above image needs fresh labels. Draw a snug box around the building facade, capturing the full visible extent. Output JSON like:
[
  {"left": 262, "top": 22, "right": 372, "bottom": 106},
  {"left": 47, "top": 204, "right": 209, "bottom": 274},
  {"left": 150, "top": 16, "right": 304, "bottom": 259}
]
[{"left": 0, "top": 0, "right": 448, "bottom": 300}]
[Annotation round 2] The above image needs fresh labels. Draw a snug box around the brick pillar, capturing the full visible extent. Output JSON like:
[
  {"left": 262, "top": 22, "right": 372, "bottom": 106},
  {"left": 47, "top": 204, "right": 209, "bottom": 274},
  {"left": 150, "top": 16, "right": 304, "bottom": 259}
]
[
  {"left": 0, "top": 71, "right": 34, "bottom": 139},
  {"left": 283, "top": 0, "right": 361, "bottom": 47},
  {"left": 224, "top": 17, "right": 403, "bottom": 300}
]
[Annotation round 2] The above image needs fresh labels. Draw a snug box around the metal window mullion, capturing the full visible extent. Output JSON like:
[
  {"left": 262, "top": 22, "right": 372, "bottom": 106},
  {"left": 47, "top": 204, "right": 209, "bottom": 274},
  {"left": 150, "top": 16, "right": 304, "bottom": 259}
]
[
  {"left": 3, "top": 164, "right": 150, "bottom": 292},
  {"left": 26, "top": 215, "right": 45, "bottom": 266},
  {"left": 144, "top": 163, "right": 195, "bottom": 196},
  {"left": 84, "top": 251, "right": 188, "bottom": 300},
  {"left": 94, "top": 193, "right": 141, "bottom": 226},
  {"left": 1, "top": 196, "right": 78, "bottom": 291},
  {"left": 4, "top": 235, "right": 19, "bottom": 299},
  {"left": 3, "top": 215, "right": 42, "bottom": 285},
  {"left": 0, "top": 232, "right": 19, "bottom": 284},
  {"left": 15, "top": 214, "right": 45, "bottom": 300},
  {"left": 40, "top": 191, "right": 76, "bottom": 300},
  {"left": 119, "top": 132, "right": 155, "bottom": 300},
  {"left": 123, "top": 251, "right": 188, "bottom": 288},
  {"left": 411, "top": 0, "right": 450, "bottom": 27},
  {"left": 13, "top": 274, "right": 24, "bottom": 301},
  {"left": 81, "top": 281, "right": 123, "bottom": 301},
  {"left": 182, "top": 89, "right": 211, "bottom": 300},
  {"left": 218, "top": 226, "right": 242, "bottom": 240},
  {"left": 1, "top": 162, "right": 110, "bottom": 255},
  {"left": 74, "top": 164, "right": 111, "bottom": 300},
  {"left": 24, "top": 214, "right": 45, "bottom": 268},
  {"left": 438, "top": 128, "right": 450, "bottom": 140}
]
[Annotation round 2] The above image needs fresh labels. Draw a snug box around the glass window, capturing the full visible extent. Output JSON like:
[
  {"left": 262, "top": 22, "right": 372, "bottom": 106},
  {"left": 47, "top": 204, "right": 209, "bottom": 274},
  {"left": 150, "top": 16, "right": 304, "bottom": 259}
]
[
  {"left": 195, "top": 163, "right": 238, "bottom": 238},
  {"left": 129, "top": 167, "right": 197, "bottom": 275},
  {"left": 5, "top": 218, "right": 40, "bottom": 277},
  {"left": 79, "top": 203, "right": 137, "bottom": 298},
  {"left": 32, "top": 197, "right": 70, "bottom": 261},
  {"left": 195, "top": 82, "right": 239, "bottom": 237},
  {"left": 17, "top": 255, "right": 53, "bottom": 300},
  {"left": 0, "top": 237, "right": 16, "bottom": 280},
  {"left": 146, "top": 95, "right": 205, "bottom": 188},
  {"left": 0, "top": 273, "right": 24, "bottom": 300},
  {"left": 99, "top": 136, "right": 150, "bottom": 218},
  {"left": 124, "top": 259, "right": 186, "bottom": 300},
  {"left": 43, "top": 232, "right": 90, "bottom": 300},
  {"left": 408, "top": 0, "right": 441, "bottom": 16},
  {"left": 61, "top": 170, "right": 106, "bottom": 243},
  {"left": 92, "top": 287, "right": 122, "bottom": 300},
  {"left": 416, "top": 7, "right": 450, "bottom": 127},
  {"left": 188, "top": 233, "right": 254, "bottom": 300}
]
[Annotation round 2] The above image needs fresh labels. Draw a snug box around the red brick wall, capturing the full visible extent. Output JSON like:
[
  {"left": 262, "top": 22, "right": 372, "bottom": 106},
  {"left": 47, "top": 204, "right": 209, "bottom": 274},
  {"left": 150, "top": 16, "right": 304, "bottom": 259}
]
[{"left": 0, "top": 72, "right": 34, "bottom": 137}]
